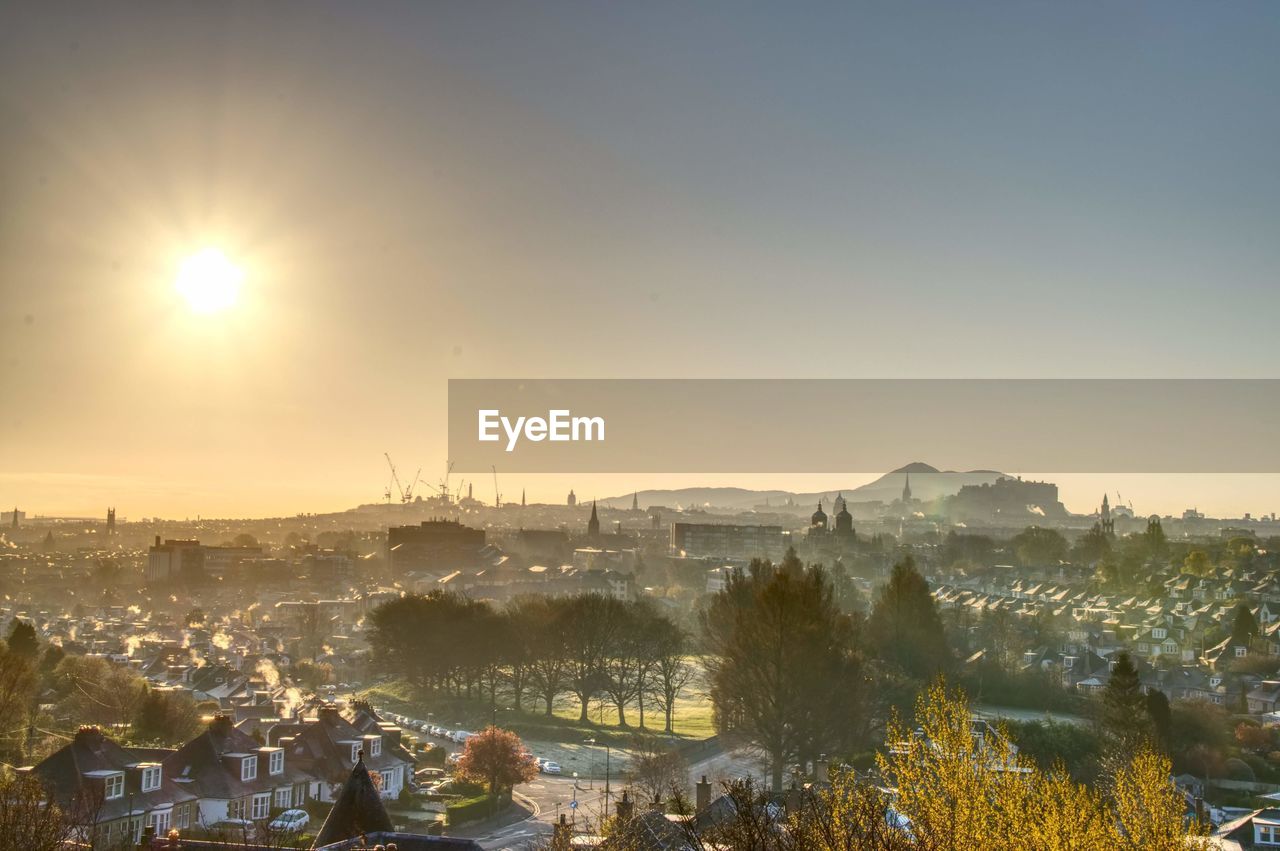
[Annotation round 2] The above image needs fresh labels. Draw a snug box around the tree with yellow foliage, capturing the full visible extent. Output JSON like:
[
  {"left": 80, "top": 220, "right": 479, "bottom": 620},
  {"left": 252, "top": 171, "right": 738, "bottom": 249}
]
[
  {"left": 598, "top": 680, "right": 1205, "bottom": 851},
  {"left": 876, "top": 680, "right": 1204, "bottom": 851}
]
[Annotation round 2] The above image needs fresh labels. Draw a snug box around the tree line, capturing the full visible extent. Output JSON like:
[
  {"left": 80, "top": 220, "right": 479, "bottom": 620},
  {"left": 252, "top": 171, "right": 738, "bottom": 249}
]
[{"left": 367, "top": 592, "right": 696, "bottom": 733}]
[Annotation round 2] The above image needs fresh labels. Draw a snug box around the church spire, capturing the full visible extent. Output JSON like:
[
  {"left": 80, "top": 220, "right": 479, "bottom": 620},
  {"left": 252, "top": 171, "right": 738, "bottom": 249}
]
[
  {"left": 902, "top": 472, "right": 912, "bottom": 503},
  {"left": 632, "top": 491, "right": 639, "bottom": 511},
  {"left": 588, "top": 501, "right": 600, "bottom": 537}
]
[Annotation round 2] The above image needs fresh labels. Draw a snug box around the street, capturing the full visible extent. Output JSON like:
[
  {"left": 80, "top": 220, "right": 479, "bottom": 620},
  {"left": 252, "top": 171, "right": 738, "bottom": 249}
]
[{"left": 463, "top": 747, "right": 768, "bottom": 850}]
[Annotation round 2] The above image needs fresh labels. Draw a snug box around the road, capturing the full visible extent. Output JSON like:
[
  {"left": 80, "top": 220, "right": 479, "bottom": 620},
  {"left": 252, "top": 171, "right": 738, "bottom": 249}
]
[{"left": 463, "top": 747, "right": 767, "bottom": 850}]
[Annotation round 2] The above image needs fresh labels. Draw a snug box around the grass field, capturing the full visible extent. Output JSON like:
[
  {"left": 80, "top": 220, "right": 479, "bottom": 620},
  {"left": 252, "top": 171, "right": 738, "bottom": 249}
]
[{"left": 357, "top": 660, "right": 717, "bottom": 776}]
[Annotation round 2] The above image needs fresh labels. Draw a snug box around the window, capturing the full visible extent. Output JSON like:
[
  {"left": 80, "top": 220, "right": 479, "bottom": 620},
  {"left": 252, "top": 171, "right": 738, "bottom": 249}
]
[
  {"left": 1237, "top": 646, "right": 1249, "bottom": 658},
  {"left": 228, "top": 799, "right": 245, "bottom": 820},
  {"left": 176, "top": 804, "right": 190, "bottom": 830},
  {"left": 251, "top": 793, "right": 270, "bottom": 820},
  {"left": 1258, "top": 824, "right": 1273, "bottom": 844},
  {"left": 275, "top": 787, "right": 291, "bottom": 808},
  {"left": 351, "top": 744, "right": 361, "bottom": 763},
  {"left": 104, "top": 774, "right": 124, "bottom": 800},
  {"left": 269, "top": 750, "right": 284, "bottom": 775},
  {"left": 371, "top": 738, "right": 382, "bottom": 757},
  {"left": 241, "top": 756, "right": 257, "bottom": 781},
  {"left": 141, "top": 766, "right": 162, "bottom": 792},
  {"left": 149, "top": 810, "right": 170, "bottom": 834}
]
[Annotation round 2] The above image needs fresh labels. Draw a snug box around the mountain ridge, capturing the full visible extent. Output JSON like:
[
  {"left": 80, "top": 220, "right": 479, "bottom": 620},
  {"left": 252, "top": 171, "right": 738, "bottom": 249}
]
[{"left": 601, "top": 463, "right": 1008, "bottom": 511}]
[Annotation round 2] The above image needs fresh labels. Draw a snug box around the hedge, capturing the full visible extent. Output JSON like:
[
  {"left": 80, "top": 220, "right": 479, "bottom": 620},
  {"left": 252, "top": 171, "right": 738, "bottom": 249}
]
[{"left": 446, "top": 791, "right": 512, "bottom": 825}]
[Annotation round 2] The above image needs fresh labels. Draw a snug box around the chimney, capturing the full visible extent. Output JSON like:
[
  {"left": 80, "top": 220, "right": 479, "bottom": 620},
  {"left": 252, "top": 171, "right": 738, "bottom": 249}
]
[
  {"left": 695, "top": 775, "right": 712, "bottom": 812},
  {"left": 786, "top": 782, "right": 801, "bottom": 815},
  {"left": 615, "top": 789, "right": 634, "bottom": 822},
  {"left": 155, "top": 535, "right": 161, "bottom": 547}
]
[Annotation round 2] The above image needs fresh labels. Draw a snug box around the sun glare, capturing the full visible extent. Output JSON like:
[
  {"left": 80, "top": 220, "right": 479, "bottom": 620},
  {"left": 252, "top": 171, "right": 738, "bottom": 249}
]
[{"left": 175, "top": 248, "right": 243, "bottom": 314}]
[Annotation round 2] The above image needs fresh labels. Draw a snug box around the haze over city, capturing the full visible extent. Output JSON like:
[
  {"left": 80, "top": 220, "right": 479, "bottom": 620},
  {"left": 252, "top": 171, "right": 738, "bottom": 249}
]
[{"left": 7, "top": 4, "right": 1280, "bottom": 850}]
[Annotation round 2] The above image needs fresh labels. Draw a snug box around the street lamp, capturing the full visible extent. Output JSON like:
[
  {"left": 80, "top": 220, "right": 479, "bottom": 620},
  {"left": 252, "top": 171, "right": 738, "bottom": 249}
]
[{"left": 585, "top": 737, "right": 611, "bottom": 819}]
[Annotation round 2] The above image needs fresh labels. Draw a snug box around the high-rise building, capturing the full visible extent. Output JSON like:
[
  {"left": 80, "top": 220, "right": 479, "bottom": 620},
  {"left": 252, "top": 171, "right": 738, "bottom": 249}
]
[
  {"left": 671, "top": 522, "right": 786, "bottom": 559},
  {"left": 386, "top": 519, "right": 485, "bottom": 573}
]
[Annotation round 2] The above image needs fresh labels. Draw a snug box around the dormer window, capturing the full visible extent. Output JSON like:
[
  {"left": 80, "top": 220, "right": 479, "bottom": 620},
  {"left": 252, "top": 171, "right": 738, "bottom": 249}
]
[
  {"left": 141, "top": 766, "right": 162, "bottom": 793},
  {"left": 269, "top": 750, "right": 284, "bottom": 775},
  {"left": 351, "top": 744, "right": 361, "bottom": 763},
  {"left": 242, "top": 756, "right": 257, "bottom": 781},
  {"left": 105, "top": 773, "right": 124, "bottom": 800},
  {"left": 371, "top": 738, "right": 382, "bottom": 757}
]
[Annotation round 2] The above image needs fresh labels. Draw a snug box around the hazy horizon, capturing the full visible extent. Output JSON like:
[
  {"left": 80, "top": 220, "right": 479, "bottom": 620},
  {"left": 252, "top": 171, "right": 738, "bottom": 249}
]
[
  {"left": 3, "top": 2, "right": 1278, "bottom": 521},
  {"left": 5, "top": 470, "right": 1278, "bottom": 523}
]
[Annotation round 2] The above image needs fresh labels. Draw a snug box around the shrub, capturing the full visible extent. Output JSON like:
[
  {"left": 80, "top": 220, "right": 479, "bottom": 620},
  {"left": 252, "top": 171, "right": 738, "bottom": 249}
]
[{"left": 446, "top": 791, "right": 511, "bottom": 825}]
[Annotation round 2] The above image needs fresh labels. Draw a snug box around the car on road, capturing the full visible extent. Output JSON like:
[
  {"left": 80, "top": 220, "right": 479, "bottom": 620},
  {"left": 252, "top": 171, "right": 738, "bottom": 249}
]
[
  {"left": 268, "top": 809, "right": 310, "bottom": 833},
  {"left": 541, "top": 760, "right": 562, "bottom": 775}
]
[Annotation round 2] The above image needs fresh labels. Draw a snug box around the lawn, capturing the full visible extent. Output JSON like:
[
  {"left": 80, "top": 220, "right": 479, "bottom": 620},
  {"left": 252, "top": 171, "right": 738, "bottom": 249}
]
[{"left": 357, "top": 660, "right": 718, "bottom": 778}]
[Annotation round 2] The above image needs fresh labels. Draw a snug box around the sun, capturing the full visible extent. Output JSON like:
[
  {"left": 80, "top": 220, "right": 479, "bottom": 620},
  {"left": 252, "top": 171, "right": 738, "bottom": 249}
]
[{"left": 175, "top": 248, "right": 243, "bottom": 314}]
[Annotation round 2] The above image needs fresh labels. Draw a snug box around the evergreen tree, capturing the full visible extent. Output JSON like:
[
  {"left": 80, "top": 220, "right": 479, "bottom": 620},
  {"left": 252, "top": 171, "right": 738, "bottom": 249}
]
[
  {"left": 1102, "top": 652, "right": 1150, "bottom": 750},
  {"left": 702, "top": 558, "right": 866, "bottom": 792},
  {"left": 1231, "top": 603, "right": 1259, "bottom": 646},
  {"left": 5, "top": 621, "right": 39, "bottom": 660},
  {"left": 866, "top": 556, "right": 951, "bottom": 679},
  {"left": 1145, "top": 688, "right": 1172, "bottom": 751}
]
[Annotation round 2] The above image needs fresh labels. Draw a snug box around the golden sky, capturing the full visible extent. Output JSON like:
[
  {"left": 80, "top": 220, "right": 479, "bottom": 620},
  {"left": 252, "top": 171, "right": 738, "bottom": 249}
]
[{"left": 2, "top": 3, "right": 1277, "bottom": 519}]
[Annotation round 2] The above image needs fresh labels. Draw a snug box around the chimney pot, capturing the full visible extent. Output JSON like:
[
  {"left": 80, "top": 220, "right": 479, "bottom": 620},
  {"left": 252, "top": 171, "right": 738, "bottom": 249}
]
[{"left": 695, "top": 774, "right": 712, "bottom": 812}]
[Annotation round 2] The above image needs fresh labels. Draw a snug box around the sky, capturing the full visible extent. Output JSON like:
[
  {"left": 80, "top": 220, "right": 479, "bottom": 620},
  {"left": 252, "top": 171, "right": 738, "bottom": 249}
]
[{"left": 1, "top": 2, "right": 1278, "bottom": 519}]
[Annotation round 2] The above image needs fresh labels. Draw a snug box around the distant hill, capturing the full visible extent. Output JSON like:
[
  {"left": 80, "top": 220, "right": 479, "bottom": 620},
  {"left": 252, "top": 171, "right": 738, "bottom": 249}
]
[{"left": 603, "top": 463, "right": 1008, "bottom": 512}]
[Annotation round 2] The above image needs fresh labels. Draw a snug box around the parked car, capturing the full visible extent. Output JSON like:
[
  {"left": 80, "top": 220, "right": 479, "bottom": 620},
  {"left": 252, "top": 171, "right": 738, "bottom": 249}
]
[
  {"left": 446, "top": 752, "right": 463, "bottom": 766},
  {"left": 211, "top": 819, "right": 258, "bottom": 840},
  {"left": 268, "top": 809, "right": 310, "bottom": 833},
  {"left": 542, "top": 760, "right": 562, "bottom": 775},
  {"left": 451, "top": 730, "right": 473, "bottom": 743}
]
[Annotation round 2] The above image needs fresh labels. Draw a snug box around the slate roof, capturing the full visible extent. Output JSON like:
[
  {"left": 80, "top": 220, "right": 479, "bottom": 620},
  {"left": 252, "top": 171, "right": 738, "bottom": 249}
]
[{"left": 29, "top": 726, "right": 197, "bottom": 823}]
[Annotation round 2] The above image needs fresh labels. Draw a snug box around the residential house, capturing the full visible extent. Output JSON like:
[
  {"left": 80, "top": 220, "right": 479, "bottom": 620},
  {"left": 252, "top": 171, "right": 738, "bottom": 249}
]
[
  {"left": 163, "top": 714, "right": 309, "bottom": 829},
  {"left": 26, "top": 725, "right": 199, "bottom": 848}
]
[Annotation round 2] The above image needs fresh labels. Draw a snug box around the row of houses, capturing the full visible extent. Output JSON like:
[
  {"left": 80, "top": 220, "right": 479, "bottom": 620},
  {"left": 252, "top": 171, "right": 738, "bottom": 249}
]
[
  {"left": 933, "top": 563, "right": 1280, "bottom": 713},
  {"left": 22, "top": 700, "right": 413, "bottom": 848}
]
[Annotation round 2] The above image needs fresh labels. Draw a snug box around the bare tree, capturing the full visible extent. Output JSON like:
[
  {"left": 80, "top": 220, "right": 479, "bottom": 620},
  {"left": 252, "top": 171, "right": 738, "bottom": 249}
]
[
  {"left": 0, "top": 773, "right": 78, "bottom": 851},
  {"left": 648, "top": 626, "right": 695, "bottom": 735}
]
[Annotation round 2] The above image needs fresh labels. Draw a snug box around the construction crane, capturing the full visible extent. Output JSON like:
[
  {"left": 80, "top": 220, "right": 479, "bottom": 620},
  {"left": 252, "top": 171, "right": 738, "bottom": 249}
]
[
  {"left": 384, "top": 453, "right": 419, "bottom": 504},
  {"left": 416, "top": 460, "right": 460, "bottom": 505},
  {"left": 492, "top": 465, "right": 501, "bottom": 508}
]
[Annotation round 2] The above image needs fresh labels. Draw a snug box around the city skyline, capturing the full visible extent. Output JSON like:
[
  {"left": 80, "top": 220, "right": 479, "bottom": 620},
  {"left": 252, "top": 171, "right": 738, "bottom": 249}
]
[{"left": 4, "top": 470, "right": 1278, "bottom": 523}]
